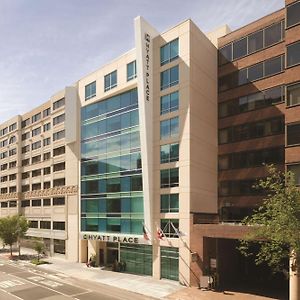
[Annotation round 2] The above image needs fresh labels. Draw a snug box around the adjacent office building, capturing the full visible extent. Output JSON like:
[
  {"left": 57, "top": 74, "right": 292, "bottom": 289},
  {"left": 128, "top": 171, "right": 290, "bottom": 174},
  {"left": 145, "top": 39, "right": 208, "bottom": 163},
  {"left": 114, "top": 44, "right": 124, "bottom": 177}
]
[{"left": 0, "top": 0, "right": 300, "bottom": 291}]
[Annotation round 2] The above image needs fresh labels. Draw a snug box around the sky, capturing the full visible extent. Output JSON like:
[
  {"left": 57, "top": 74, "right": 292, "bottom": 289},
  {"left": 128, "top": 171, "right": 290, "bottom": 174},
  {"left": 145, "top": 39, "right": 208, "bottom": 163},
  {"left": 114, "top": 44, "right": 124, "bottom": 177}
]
[{"left": 0, "top": 0, "right": 284, "bottom": 123}]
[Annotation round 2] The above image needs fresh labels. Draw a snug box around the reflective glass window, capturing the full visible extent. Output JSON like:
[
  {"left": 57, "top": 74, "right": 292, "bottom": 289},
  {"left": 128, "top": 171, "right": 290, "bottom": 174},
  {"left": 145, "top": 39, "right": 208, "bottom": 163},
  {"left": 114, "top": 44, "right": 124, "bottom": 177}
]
[
  {"left": 287, "top": 83, "right": 300, "bottom": 106},
  {"left": 248, "top": 30, "right": 263, "bottom": 54},
  {"left": 264, "top": 23, "right": 282, "bottom": 47},
  {"left": 287, "top": 1, "right": 300, "bottom": 27},
  {"left": 233, "top": 38, "right": 247, "bottom": 60},
  {"left": 287, "top": 42, "right": 300, "bottom": 67},
  {"left": 161, "top": 38, "right": 179, "bottom": 65},
  {"left": 85, "top": 81, "right": 96, "bottom": 100}
]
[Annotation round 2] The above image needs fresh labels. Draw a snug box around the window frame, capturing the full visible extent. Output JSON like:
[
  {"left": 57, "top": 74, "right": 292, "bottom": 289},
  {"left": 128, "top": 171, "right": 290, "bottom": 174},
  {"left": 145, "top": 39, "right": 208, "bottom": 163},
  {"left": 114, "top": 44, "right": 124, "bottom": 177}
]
[{"left": 104, "top": 70, "right": 117, "bottom": 92}]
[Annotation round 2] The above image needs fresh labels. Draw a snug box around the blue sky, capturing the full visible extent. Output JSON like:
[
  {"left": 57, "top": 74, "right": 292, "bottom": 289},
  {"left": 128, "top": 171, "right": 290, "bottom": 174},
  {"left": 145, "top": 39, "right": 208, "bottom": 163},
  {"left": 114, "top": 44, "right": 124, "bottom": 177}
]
[{"left": 0, "top": 0, "right": 284, "bottom": 123}]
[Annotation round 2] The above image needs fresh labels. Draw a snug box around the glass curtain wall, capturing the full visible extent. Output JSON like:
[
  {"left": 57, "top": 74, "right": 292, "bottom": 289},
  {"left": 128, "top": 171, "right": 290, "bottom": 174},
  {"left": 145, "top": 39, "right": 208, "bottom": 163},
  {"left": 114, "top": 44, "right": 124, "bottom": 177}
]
[{"left": 81, "top": 89, "right": 144, "bottom": 235}]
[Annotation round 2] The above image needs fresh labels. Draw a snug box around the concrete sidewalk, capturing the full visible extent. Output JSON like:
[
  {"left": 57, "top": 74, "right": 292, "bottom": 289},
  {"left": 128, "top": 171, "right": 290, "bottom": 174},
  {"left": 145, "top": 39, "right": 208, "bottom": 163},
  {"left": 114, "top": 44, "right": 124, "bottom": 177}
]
[
  {"left": 0, "top": 247, "right": 283, "bottom": 300},
  {"left": 38, "top": 255, "right": 183, "bottom": 299}
]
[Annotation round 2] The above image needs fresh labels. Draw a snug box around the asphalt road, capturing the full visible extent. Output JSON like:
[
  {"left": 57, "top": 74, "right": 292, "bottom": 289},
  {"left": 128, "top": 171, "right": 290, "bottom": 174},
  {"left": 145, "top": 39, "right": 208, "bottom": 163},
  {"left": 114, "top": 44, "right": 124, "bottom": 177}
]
[{"left": 0, "top": 260, "right": 154, "bottom": 300}]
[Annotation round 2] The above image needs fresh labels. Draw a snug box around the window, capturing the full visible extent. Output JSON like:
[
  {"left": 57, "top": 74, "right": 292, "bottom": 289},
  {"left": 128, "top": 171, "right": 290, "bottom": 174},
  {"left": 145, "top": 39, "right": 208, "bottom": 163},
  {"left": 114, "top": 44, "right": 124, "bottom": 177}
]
[
  {"left": 22, "top": 132, "right": 30, "bottom": 141},
  {"left": 219, "top": 21, "right": 284, "bottom": 65},
  {"left": 53, "top": 162, "right": 65, "bottom": 172},
  {"left": 219, "top": 179, "right": 261, "bottom": 196},
  {"left": 43, "top": 123, "right": 51, "bottom": 132},
  {"left": 32, "top": 199, "right": 41, "bottom": 207},
  {"left": 31, "top": 141, "right": 41, "bottom": 150},
  {"left": 247, "top": 62, "right": 263, "bottom": 81},
  {"left": 287, "top": 1, "right": 300, "bottom": 28},
  {"left": 44, "top": 167, "right": 51, "bottom": 175},
  {"left": 22, "top": 172, "right": 29, "bottom": 179},
  {"left": 160, "top": 194, "right": 179, "bottom": 213},
  {"left": 32, "top": 183, "right": 41, "bottom": 190},
  {"left": 127, "top": 61, "right": 137, "bottom": 81},
  {"left": 29, "top": 221, "right": 38, "bottom": 228},
  {"left": 160, "top": 143, "right": 179, "bottom": 163},
  {"left": 160, "top": 219, "right": 179, "bottom": 238},
  {"left": 85, "top": 81, "right": 96, "bottom": 100},
  {"left": 9, "top": 148, "right": 16, "bottom": 156},
  {"left": 287, "top": 41, "right": 300, "bottom": 67},
  {"left": 104, "top": 70, "right": 117, "bottom": 92},
  {"left": 21, "top": 118, "right": 30, "bottom": 128},
  {"left": 44, "top": 152, "right": 51, "bottom": 160},
  {"left": 43, "top": 137, "right": 51, "bottom": 146},
  {"left": 0, "top": 151, "right": 7, "bottom": 159},
  {"left": 0, "top": 164, "right": 7, "bottom": 170},
  {"left": 1, "top": 176, "right": 7, "bottom": 182},
  {"left": 32, "top": 112, "right": 41, "bottom": 123},
  {"left": 0, "top": 187, "right": 7, "bottom": 194},
  {"left": 53, "top": 178, "right": 65, "bottom": 187},
  {"left": 160, "top": 65, "right": 179, "bottom": 90},
  {"left": 287, "top": 164, "right": 300, "bottom": 186},
  {"left": 160, "top": 38, "right": 179, "bottom": 65},
  {"left": 53, "top": 130, "right": 65, "bottom": 141},
  {"left": 160, "top": 91, "right": 179, "bottom": 115},
  {"left": 9, "top": 174, "right": 16, "bottom": 181},
  {"left": 21, "top": 200, "right": 30, "bottom": 207},
  {"left": 9, "top": 123, "right": 17, "bottom": 132},
  {"left": 218, "top": 147, "right": 284, "bottom": 170},
  {"left": 264, "top": 56, "right": 283, "bottom": 76},
  {"left": 53, "top": 146, "right": 65, "bottom": 156},
  {"left": 43, "top": 198, "right": 51, "bottom": 206},
  {"left": 160, "top": 168, "right": 179, "bottom": 188},
  {"left": 219, "top": 86, "right": 284, "bottom": 118},
  {"left": 1, "top": 127, "right": 8, "bottom": 136},
  {"left": 9, "top": 186, "right": 16, "bottom": 193},
  {"left": 53, "top": 114, "right": 65, "bottom": 126},
  {"left": 287, "top": 82, "right": 300, "bottom": 106},
  {"left": 40, "top": 221, "right": 51, "bottom": 229},
  {"left": 219, "top": 55, "right": 284, "bottom": 92},
  {"left": 32, "top": 127, "right": 41, "bottom": 136},
  {"left": 9, "top": 161, "right": 16, "bottom": 168},
  {"left": 32, "top": 155, "right": 41, "bottom": 164},
  {"left": 44, "top": 181, "right": 51, "bottom": 189},
  {"left": 0, "top": 202, "right": 8, "bottom": 208},
  {"left": 248, "top": 30, "right": 263, "bottom": 54},
  {"left": 53, "top": 222, "right": 65, "bottom": 231},
  {"left": 43, "top": 107, "right": 51, "bottom": 118},
  {"left": 0, "top": 139, "right": 8, "bottom": 147},
  {"left": 219, "top": 44, "right": 232, "bottom": 65},
  {"left": 219, "top": 117, "right": 284, "bottom": 144},
  {"left": 9, "top": 136, "right": 16, "bottom": 144},
  {"left": 22, "top": 145, "right": 30, "bottom": 153},
  {"left": 160, "top": 117, "right": 179, "bottom": 139},
  {"left": 53, "top": 197, "right": 65, "bottom": 205},
  {"left": 53, "top": 98, "right": 65, "bottom": 110},
  {"left": 287, "top": 123, "right": 300, "bottom": 145},
  {"left": 22, "top": 159, "right": 30, "bottom": 166},
  {"left": 32, "top": 169, "right": 41, "bottom": 177},
  {"left": 264, "top": 22, "right": 283, "bottom": 48},
  {"left": 233, "top": 37, "right": 247, "bottom": 60},
  {"left": 9, "top": 201, "right": 17, "bottom": 207},
  {"left": 54, "top": 239, "right": 65, "bottom": 254}
]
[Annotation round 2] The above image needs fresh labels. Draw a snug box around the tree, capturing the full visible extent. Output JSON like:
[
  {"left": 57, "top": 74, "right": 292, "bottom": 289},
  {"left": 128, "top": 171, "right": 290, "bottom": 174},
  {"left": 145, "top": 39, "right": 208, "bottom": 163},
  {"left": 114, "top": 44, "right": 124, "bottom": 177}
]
[
  {"left": 239, "top": 165, "right": 300, "bottom": 300},
  {"left": 0, "top": 215, "right": 29, "bottom": 258},
  {"left": 33, "top": 239, "right": 45, "bottom": 262}
]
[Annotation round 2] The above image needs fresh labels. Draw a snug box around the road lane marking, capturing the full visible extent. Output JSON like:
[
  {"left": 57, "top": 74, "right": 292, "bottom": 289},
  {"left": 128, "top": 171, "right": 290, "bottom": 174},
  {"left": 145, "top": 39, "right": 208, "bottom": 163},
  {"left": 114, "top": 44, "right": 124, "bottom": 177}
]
[{"left": 0, "top": 280, "right": 24, "bottom": 289}]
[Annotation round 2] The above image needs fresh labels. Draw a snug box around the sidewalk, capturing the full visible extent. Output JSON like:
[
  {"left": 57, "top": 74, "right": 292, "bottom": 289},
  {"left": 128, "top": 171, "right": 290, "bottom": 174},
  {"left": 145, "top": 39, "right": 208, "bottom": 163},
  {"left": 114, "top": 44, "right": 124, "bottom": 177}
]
[{"left": 0, "top": 247, "right": 283, "bottom": 300}]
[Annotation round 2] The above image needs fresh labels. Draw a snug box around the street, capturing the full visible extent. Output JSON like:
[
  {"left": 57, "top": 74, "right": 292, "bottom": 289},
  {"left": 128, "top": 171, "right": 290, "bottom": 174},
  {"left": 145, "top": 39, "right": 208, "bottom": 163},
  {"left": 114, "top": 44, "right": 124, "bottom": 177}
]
[{"left": 0, "top": 259, "right": 154, "bottom": 300}]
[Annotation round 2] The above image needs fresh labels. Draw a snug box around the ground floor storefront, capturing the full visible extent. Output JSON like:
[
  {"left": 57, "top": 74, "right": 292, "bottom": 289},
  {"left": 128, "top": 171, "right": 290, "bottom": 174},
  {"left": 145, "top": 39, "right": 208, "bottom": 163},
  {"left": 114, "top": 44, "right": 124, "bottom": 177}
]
[{"left": 79, "top": 237, "right": 180, "bottom": 282}]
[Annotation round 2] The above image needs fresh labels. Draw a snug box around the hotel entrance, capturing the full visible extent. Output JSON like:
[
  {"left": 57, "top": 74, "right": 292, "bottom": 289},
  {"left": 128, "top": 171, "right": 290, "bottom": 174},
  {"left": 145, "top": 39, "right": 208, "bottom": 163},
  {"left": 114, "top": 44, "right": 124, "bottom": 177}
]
[{"left": 106, "top": 242, "right": 119, "bottom": 265}]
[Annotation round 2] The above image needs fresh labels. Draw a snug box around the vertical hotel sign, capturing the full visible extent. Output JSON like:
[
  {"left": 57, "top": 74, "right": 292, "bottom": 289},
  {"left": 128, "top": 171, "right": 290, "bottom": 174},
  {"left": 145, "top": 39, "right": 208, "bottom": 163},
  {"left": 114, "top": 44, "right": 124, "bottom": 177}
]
[
  {"left": 144, "top": 33, "right": 151, "bottom": 102},
  {"left": 134, "top": 16, "right": 159, "bottom": 243}
]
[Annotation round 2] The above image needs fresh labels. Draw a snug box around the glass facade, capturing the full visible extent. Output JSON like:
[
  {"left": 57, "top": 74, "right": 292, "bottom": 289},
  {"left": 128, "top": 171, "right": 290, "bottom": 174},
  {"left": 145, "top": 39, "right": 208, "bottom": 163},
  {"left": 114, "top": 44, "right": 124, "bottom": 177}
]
[
  {"left": 120, "top": 244, "right": 152, "bottom": 275},
  {"left": 161, "top": 247, "right": 179, "bottom": 280},
  {"left": 81, "top": 88, "right": 144, "bottom": 235}
]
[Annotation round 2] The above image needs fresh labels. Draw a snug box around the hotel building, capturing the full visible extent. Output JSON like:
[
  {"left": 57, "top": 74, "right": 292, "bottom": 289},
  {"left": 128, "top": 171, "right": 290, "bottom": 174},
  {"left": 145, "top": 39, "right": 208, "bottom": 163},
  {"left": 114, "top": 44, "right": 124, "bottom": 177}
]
[{"left": 0, "top": 0, "right": 300, "bottom": 292}]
